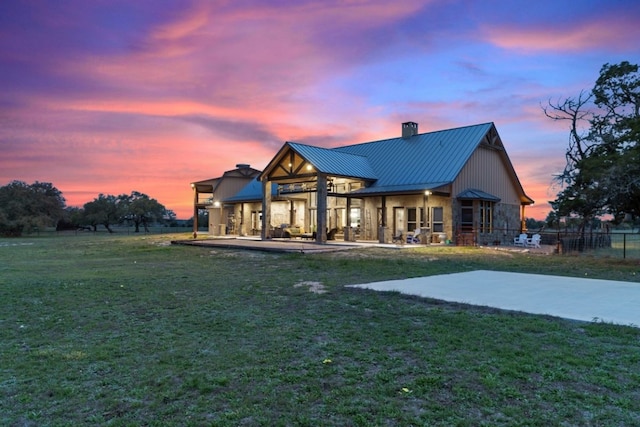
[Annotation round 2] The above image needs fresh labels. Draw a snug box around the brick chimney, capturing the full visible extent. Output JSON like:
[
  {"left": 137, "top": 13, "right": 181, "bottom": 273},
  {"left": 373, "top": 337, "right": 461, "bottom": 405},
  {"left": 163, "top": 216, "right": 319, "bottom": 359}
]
[{"left": 402, "top": 121, "right": 418, "bottom": 138}]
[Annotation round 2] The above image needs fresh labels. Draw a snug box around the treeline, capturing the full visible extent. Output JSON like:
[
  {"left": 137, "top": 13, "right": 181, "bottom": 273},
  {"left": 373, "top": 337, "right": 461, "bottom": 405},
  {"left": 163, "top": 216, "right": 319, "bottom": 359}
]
[{"left": 0, "top": 180, "right": 176, "bottom": 237}]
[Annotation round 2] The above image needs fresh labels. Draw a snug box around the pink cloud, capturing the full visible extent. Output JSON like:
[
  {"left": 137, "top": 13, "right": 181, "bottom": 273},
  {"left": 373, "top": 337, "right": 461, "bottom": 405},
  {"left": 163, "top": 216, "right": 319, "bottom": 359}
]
[{"left": 482, "top": 14, "right": 640, "bottom": 53}]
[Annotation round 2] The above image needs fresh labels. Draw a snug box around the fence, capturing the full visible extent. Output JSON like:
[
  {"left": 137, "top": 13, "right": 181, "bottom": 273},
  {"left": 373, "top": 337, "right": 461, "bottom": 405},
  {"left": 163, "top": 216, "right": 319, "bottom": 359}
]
[
  {"left": 551, "top": 230, "right": 640, "bottom": 259},
  {"left": 455, "top": 227, "right": 640, "bottom": 260},
  {"left": 20, "top": 226, "right": 195, "bottom": 237}
]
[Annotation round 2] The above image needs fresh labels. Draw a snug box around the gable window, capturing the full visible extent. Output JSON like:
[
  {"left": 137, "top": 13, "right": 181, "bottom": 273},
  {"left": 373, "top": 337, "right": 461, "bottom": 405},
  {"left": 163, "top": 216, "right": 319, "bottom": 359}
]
[{"left": 479, "top": 201, "right": 493, "bottom": 233}]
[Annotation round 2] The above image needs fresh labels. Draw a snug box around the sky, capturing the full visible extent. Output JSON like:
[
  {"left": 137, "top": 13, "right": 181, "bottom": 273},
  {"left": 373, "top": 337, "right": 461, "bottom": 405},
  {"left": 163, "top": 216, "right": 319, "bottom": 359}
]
[{"left": 1, "top": 0, "right": 639, "bottom": 220}]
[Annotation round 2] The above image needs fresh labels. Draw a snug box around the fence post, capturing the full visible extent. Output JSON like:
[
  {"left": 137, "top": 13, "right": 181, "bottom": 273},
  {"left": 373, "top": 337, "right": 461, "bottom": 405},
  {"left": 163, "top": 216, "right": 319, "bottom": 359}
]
[{"left": 623, "top": 233, "right": 626, "bottom": 259}]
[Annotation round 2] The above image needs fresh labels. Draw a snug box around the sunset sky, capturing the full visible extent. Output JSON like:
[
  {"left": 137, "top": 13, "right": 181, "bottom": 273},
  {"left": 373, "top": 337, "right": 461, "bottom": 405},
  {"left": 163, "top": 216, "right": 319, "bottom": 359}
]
[{"left": 2, "top": 0, "right": 639, "bottom": 220}]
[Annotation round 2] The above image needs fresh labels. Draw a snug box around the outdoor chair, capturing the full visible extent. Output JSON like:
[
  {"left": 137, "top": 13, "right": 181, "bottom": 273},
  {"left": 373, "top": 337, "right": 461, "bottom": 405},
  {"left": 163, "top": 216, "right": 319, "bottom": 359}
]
[
  {"left": 514, "top": 233, "right": 527, "bottom": 247},
  {"left": 392, "top": 231, "right": 404, "bottom": 244},
  {"left": 527, "top": 234, "right": 541, "bottom": 248},
  {"left": 327, "top": 228, "right": 338, "bottom": 240},
  {"left": 407, "top": 228, "right": 421, "bottom": 244}
]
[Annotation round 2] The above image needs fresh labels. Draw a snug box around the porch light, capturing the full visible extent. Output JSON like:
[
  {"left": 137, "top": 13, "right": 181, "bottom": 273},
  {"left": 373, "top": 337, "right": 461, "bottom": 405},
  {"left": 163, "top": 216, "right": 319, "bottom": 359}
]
[
  {"left": 213, "top": 201, "right": 221, "bottom": 208},
  {"left": 306, "top": 164, "right": 313, "bottom": 171},
  {"left": 424, "top": 190, "right": 432, "bottom": 196}
]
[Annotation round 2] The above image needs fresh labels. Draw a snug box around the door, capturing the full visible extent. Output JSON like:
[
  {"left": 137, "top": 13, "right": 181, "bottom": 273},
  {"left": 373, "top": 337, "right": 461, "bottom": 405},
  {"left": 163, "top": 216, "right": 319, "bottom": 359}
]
[{"left": 394, "top": 207, "right": 405, "bottom": 236}]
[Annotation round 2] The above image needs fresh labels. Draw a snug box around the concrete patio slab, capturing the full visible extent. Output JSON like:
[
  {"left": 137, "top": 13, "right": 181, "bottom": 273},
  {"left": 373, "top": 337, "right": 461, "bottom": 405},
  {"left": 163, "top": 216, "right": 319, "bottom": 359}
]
[{"left": 349, "top": 270, "right": 640, "bottom": 327}]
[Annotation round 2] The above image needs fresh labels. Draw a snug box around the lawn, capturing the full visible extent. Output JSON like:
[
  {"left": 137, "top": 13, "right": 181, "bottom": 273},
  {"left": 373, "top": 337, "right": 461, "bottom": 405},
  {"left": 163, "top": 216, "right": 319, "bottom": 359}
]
[{"left": 1, "top": 234, "right": 639, "bottom": 426}]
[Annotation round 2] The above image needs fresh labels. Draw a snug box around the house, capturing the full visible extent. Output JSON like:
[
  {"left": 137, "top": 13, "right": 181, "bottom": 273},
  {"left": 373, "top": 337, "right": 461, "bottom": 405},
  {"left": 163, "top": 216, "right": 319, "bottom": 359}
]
[
  {"left": 200, "top": 122, "right": 534, "bottom": 244},
  {"left": 190, "top": 164, "right": 261, "bottom": 235}
]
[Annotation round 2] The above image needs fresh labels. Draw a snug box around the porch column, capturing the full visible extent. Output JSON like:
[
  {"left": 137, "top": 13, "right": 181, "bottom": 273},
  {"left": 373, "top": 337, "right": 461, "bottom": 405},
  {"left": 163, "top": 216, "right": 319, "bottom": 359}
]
[
  {"left": 316, "top": 173, "right": 327, "bottom": 243},
  {"left": 261, "top": 179, "right": 272, "bottom": 239},
  {"left": 345, "top": 197, "right": 352, "bottom": 241},
  {"left": 191, "top": 184, "right": 198, "bottom": 237},
  {"left": 239, "top": 203, "right": 245, "bottom": 236},
  {"left": 379, "top": 196, "right": 387, "bottom": 243},
  {"left": 520, "top": 204, "right": 526, "bottom": 232},
  {"left": 289, "top": 200, "right": 295, "bottom": 226}
]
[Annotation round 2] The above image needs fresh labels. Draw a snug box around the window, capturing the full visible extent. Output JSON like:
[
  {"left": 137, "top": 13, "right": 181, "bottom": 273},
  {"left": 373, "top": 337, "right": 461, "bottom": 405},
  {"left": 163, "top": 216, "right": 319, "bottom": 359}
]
[
  {"left": 407, "top": 208, "right": 417, "bottom": 232},
  {"left": 479, "top": 201, "right": 493, "bottom": 233},
  {"left": 251, "top": 210, "right": 262, "bottom": 231},
  {"left": 461, "top": 200, "right": 473, "bottom": 232},
  {"left": 432, "top": 207, "right": 443, "bottom": 232},
  {"left": 350, "top": 208, "right": 361, "bottom": 229}
]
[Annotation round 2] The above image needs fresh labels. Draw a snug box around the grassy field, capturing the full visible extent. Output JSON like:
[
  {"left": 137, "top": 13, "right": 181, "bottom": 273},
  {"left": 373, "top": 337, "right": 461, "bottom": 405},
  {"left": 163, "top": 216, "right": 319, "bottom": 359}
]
[{"left": 1, "top": 234, "right": 639, "bottom": 426}]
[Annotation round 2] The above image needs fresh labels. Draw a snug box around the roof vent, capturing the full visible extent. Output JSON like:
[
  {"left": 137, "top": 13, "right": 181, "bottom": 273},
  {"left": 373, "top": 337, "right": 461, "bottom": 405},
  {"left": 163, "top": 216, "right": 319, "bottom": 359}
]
[
  {"left": 402, "top": 122, "right": 418, "bottom": 139},
  {"left": 236, "top": 163, "right": 250, "bottom": 169}
]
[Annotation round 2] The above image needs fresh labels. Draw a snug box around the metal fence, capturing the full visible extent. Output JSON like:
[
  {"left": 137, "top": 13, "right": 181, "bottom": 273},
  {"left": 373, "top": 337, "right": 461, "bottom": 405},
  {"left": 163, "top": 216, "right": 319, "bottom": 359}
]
[
  {"left": 455, "top": 227, "right": 640, "bottom": 260},
  {"left": 543, "top": 230, "right": 640, "bottom": 259}
]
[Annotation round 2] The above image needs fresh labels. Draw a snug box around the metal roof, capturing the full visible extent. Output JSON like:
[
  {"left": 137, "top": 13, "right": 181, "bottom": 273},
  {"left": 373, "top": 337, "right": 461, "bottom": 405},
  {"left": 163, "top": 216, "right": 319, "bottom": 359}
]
[
  {"left": 223, "top": 178, "right": 277, "bottom": 203},
  {"left": 335, "top": 122, "right": 494, "bottom": 191},
  {"left": 350, "top": 182, "right": 451, "bottom": 196},
  {"left": 287, "top": 142, "right": 377, "bottom": 180},
  {"left": 456, "top": 188, "right": 501, "bottom": 202},
  {"left": 225, "top": 122, "right": 533, "bottom": 203}
]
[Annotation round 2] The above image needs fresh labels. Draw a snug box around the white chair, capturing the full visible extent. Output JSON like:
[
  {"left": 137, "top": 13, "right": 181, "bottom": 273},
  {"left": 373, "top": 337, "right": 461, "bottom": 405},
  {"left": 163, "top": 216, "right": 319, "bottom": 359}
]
[
  {"left": 514, "top": 233, "right": 527, "bottom": 247},
  {"left": 527, "top": 234, "right": 541, "bottom": 248}
]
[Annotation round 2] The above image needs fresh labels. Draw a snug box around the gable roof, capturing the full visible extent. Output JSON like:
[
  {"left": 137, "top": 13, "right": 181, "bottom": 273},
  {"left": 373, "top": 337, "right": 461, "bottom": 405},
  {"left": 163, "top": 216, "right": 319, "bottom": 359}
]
[
  {"left": 286, "top": 142, "right": 377, "bottom": 180},
  {"left": 251, "top": 122, "right": 533, "bottom": 203},
  {"left": 192, "top": 165, "right": 261, "bottom": 193},
  {"left": 336, "top": 122, "right": 494, "bottom": 194}
]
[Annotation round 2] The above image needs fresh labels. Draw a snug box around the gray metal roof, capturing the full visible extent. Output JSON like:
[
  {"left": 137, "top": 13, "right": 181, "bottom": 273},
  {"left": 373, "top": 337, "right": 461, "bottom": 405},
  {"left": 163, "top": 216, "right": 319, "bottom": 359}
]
[
  {"left": 335, "top": 122, "right": 494, "bottom": 192},
  {"left": 287, "top": 142, "right": 377, "bottom": 180}
]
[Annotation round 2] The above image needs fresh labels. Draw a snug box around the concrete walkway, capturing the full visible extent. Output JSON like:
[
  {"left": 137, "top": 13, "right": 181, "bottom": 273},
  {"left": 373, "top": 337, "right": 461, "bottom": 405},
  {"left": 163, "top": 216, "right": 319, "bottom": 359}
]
[{"left": 349, "top": 270, "right": 640, "bottom": 327}]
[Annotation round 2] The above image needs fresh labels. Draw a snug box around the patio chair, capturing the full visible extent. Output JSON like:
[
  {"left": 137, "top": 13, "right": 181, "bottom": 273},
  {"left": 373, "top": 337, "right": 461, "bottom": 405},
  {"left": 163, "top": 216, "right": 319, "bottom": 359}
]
[
  {"left": 527, "top": 234, "right": 541, "bottom": 248},
  {"left": 514, "top": 233, "right": 527, "bottom": 247},
  {"left": 327, "top": 228, "right": 338, "bottom": 241},
  {"left": 407, "top": 228, "right": 421, "bottom": 244}
]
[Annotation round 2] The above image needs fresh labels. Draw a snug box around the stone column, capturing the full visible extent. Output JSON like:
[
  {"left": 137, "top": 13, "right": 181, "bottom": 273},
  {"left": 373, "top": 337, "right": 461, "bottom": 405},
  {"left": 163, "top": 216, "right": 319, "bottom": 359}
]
[
  {"left": 316, "top": 173, "right": 327, "bottom": 243},
  {"left": 261, "top": 179, "right": 272, "bottom": 239}
]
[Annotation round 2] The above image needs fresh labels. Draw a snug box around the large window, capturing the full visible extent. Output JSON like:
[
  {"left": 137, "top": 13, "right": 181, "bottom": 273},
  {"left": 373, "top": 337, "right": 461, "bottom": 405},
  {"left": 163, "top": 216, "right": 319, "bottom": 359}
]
[
  {"left": 479, "top": 201, "right": 493, "bottom": 233},
  {"left": 460, "top": 200, "right": 473, "bottom": 232}
]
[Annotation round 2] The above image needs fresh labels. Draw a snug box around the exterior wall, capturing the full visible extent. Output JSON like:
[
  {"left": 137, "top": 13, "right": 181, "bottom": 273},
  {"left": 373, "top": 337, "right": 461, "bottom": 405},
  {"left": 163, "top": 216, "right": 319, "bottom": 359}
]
[
  {"left": 450, "top": 145, "right": 525, "bottom": 244},
  {"left": 232, "top": 202, "right": 263, "bottom": 236},
  {"left": 359, "top": 194, "right": 453, "bottom": 243},
  {"left": 451, "top": 198, "right": 521, "bottom": 245},
  {"left": 205, "top": 176, "right": 260, "bottom": 235},
  {"left": 452, "top": 146, "right": 522, "bottom": 205}
]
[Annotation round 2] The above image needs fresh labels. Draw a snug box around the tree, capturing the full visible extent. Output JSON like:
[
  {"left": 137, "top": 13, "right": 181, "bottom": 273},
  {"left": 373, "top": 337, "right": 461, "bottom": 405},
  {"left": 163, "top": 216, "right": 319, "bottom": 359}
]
[
  {"left": 525, "top": 217, "right": 545, "bottom": 231},
  {"left": 0, "top": 181, "right": 66, "bottom": 236},
  {"left": 120, "top": 191, "right": 171, "bottom": 232},
  {"left": 544, "top": 61, "right": 640, "bottom": 228},
  {"left": 83, "top": 194, "right": 122, "bottom": 233}
]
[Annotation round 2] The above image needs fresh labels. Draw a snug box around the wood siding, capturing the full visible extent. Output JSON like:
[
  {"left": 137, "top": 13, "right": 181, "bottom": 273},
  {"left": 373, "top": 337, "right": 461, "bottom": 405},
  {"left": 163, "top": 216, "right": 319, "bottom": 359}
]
[{"left": 452, "top": 145, "right": 521, "bottom": 205}]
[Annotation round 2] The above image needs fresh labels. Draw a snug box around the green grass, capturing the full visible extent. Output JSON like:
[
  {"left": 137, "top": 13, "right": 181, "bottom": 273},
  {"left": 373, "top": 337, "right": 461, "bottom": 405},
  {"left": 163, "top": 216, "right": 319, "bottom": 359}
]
[{"left": 1, "top": 234, "right": 639, "bottom": 426}]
